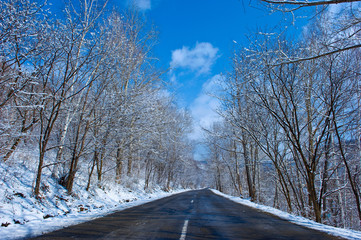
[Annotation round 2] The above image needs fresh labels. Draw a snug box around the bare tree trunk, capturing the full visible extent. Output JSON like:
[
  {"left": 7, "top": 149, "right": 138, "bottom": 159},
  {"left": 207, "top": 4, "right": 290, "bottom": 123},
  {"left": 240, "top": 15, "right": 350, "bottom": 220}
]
[
  {"left": 34, "top": 147, "right": 45, "bottom": 197},
  {"left": 215, "top": 165, "right": 222, "bottom": 192},
  {"left": 3, "top": 137, "right": 22, "bottom": 162},
  {"left": 144, "top": 155, "right": 153, "bottom": 190},
  {"left": 3, "top": 113, "right": 38, "bottom": 162},
  {"left": 336, "top": 170, "right": 346, "bottom": 227},
  {"left": 333, "top": 116, "right": 361, "bottom": 225},
  {"left": 97, "top": 154, "right": 103, "bottom": 185},
  {"left": 232, "top": 140, "right": 243, "bottom": 196},
  {"left": 86, "top": 153, "right": 96, "bottom": 191},
  {"left": 242, "top": 139, "right": 256, "bottom": 201},
  {"left": 52, "top": 111, "right": 72, "bottom": 179},
  {"left": 115, "top": 146, "right": 123, "bottom": 183},
  {"left": 34, "top": 105, "right": 61, "bottom": 197}
]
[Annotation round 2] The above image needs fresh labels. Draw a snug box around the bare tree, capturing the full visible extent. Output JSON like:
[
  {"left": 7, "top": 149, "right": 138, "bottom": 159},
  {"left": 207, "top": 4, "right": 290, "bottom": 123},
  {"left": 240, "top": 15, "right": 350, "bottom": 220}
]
[
  {"left": 257, "top": 0, "right": 361, "bottom": 63},
  {"left": 33, "top": 0, "right": 108, "bottom": 197},
  {"left": 0, "top": 0, "right": 50, "bottom": 161}
]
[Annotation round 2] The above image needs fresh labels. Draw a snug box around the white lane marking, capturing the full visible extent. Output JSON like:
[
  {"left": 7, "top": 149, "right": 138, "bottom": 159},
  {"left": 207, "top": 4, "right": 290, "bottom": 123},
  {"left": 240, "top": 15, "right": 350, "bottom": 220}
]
[
  {"left": 179, "top": 219, "right": 189, "bottom": 240},
  {"left": 191, "top": 200, "right": 194, "bottom": 204}
]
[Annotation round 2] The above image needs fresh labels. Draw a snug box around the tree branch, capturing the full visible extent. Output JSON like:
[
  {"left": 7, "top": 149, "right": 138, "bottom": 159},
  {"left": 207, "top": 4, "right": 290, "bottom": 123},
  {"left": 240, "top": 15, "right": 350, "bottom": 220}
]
[
  {"left": 261, "top": 0, "right": 361, "bottom": 7},
  {"left": 273, "top": 43, "right": 361, "bottom": 65}
]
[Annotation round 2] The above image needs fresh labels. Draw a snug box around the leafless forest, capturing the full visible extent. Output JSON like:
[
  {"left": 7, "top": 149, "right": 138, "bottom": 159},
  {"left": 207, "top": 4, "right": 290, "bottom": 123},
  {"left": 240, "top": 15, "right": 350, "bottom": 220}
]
[
  {"left": 0, "top": 0, "right": 200, "bottom": 198},
  {"left": 205, "top": 0, "right": 361, "bottom": 230},
  {"left": 1, "top": 0, "right": 361, "bottom": 231}
]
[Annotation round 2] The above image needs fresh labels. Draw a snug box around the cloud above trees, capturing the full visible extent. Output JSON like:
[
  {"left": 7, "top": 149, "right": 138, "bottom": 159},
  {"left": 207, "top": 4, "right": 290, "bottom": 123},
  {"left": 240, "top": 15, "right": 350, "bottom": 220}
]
[{"left": 170, "top": 42, "right": 219, "bottom": 74}]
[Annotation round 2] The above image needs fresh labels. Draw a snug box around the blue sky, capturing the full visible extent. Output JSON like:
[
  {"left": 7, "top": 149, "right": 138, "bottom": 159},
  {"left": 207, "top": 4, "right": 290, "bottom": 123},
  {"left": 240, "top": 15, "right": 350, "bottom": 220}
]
[
  {"left": 120, "top": 0, "right": 309, "bottom": 160},
  {"left": 122, "top": 1, "right": 286, "bottom": 135},
  {"left": 148, "top": 0, "right": 282, "bottom": 101},
  {"left": 49, "top": 0, "right": 308, "bottom": 160}
]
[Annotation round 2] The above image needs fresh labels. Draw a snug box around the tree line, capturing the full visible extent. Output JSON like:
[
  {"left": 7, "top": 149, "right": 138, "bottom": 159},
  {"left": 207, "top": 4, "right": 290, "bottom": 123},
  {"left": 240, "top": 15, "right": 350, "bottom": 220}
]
[
  {"left": 206, "top": 0, "right": 361, "bottom": 230},
  {"left": 0, "top": 0, "right": 197, "bottom": 197}
]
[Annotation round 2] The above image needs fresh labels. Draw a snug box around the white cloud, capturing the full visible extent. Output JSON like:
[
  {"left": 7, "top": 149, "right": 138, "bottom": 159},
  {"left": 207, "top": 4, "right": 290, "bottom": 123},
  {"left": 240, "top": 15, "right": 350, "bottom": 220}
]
[
  {"left": 127, "top": 0, "right": 151, "bottom": 11},
  {"left": 170, "top": 42, "right": 219, "bottom": 74},
  {"left": 188, "top": 74, "right": 224, "bottom": 141}
]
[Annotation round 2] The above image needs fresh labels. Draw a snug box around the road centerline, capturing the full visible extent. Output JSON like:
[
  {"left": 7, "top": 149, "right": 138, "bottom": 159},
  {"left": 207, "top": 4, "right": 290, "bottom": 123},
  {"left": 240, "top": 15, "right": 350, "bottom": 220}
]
[{"left": 179, "top": 219, "right": 189, "bottom": 240}]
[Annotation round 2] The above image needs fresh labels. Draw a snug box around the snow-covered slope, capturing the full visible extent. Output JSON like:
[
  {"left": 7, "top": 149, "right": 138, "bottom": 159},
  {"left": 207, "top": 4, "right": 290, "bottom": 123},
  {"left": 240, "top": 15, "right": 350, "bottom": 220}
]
[
  {"left": 0, "top": 161, "right": 186, "bottom": 239},
  {"left": 212, "top": 189, "right": 361, "bottom": 240}
]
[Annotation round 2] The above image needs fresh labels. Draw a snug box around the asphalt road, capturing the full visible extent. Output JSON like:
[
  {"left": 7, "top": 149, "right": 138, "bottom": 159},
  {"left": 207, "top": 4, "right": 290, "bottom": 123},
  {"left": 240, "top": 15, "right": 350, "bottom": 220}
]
[{"left": 30, "top": 189, "right": 343, "bottom": 240}]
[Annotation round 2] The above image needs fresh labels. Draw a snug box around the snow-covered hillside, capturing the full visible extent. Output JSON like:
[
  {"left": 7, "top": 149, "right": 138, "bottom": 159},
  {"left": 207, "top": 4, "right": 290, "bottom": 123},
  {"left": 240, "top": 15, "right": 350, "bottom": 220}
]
[{"left": 0, "top": 159, "right": 186, "bottom": 239}]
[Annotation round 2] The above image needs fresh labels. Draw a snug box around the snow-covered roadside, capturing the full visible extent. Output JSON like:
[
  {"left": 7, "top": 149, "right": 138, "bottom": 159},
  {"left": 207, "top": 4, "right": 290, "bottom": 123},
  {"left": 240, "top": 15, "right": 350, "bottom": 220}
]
[
  {"left": 0, "top": 161, "right": 188, "bottom": 240},
  {"left": 2, "top": 190, "right": 185, "bottom": 240},
  {"left": 211, "top": 189, "right": 361, "bottom": 240}
]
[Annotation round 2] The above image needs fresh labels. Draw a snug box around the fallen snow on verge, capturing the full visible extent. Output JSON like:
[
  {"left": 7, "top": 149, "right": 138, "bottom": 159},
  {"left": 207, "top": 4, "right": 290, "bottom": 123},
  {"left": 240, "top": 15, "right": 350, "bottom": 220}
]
[
  {"left": 211, "top": 189, "right": 361, "bottom": 240},
  {"left": 0, "top": 160, "right": 187, "bottom": 240}
]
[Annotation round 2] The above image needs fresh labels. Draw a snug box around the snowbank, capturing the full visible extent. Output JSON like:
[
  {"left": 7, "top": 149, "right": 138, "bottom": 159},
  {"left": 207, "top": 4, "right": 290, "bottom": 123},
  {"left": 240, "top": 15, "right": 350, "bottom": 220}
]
[
  {"left": 211, "top": 189, "right": 361, "bottom": 240},
  {"left": 0, "top": 161, "right": 187, "bottom": 239}
]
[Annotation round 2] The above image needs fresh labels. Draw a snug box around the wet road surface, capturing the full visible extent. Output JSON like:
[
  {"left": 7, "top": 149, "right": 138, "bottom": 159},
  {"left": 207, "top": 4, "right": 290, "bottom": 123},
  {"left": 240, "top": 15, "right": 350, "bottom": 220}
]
[{"left": 30, "top": 189, "right": 343, "bottom": 239}]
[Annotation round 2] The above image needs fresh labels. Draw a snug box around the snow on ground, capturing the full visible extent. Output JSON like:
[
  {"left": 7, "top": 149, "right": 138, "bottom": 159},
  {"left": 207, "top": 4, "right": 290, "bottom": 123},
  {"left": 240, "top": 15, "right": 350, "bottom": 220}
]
[
  {"left": 211, "top": 189, "right": 361, "bottom": 240},
  {"left": 0, "top": 160, "right": 187, "bottom": 240}
]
